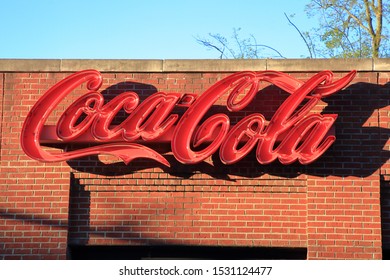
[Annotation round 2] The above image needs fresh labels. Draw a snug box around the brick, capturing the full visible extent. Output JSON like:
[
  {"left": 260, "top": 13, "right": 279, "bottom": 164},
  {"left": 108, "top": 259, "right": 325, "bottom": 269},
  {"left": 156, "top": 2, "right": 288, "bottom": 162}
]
[{"left": 1, "top": 63, "right": 387, "bottom": 260}]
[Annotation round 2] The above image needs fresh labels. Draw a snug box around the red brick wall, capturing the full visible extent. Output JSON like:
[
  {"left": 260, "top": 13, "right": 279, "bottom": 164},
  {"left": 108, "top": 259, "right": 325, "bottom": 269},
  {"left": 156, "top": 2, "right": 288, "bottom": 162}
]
[
  {"left": 0, "top": 61, "right": 389, "bottom": 260},
  {"left": 0, "top": 72, "right": 71, "bottom": 259}
]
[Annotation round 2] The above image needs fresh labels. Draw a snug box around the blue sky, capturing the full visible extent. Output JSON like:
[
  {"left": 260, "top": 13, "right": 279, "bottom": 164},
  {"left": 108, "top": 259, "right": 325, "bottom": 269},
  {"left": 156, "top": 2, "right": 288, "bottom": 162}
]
[{"left": 1, "top": 0, "right": 314, "bottom": 59}]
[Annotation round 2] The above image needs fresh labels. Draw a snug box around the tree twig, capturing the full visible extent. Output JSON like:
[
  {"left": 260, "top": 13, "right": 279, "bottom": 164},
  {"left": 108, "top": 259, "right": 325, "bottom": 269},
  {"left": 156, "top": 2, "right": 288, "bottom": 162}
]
[
  {"left": 284, "top": 12, "right": 314, "bottom": 58},
  {"left": 247, "top": 44, "right": 286, "bottom": 58}
]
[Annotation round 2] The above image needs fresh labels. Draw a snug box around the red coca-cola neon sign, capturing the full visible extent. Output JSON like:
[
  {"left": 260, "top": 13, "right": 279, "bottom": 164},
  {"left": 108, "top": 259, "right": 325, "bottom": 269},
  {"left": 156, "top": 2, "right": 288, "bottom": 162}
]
[{"left": 20, "top": 69, "right": 356, "bottom": 167}]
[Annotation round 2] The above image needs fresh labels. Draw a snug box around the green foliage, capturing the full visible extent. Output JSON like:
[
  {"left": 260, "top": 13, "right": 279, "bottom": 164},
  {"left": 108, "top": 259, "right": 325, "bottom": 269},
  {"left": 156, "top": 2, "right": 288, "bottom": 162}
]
[{"left": 304, "top": 0, "right": 390, "bottom": 58}]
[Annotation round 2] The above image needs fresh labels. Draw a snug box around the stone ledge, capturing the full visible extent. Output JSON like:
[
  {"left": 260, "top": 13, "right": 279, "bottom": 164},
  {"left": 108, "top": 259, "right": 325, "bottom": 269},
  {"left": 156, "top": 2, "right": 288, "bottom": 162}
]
[
  {"left": 266, "top": 58, "right": 373, "bottom": 72},
  {"left": 60, "top": 59, "right": 163, "bottom": 72},
  {"left": 0, "top": 58, "right": 389, "bottom": 72},
  {"left": 163, "top": 59, "right": 267, "bottom": 72},
  {"left": 0, "top": 59, "right": 62, "bottom": 72}
]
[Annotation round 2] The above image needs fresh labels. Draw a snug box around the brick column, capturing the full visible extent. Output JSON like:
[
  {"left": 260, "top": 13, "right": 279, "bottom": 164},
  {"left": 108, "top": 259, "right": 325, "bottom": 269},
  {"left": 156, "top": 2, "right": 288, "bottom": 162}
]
[
  {"left": 0, "top": 73, "right": 70, "bottom": 259},
  {"left": 306, "top": 71, "right": 383, "bottom": 259}
]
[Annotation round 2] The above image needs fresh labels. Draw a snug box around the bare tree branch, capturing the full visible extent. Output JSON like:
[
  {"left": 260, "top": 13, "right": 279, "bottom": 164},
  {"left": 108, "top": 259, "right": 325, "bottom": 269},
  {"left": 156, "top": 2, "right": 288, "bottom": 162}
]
[
  {"left": 247, "top": 44, "right": 286, "bottom": 59},
  {"left": 250, "top": 34, "right": 259, "bottom": 59},
  {"left": 195, "top": 37, "right": 226, "bottom": 59},
  {"left": 195, "top": 29, "right": 284, "bottom": 59},
  {"left": 284, "top": 12, "right": 314, "bottom": 58}
]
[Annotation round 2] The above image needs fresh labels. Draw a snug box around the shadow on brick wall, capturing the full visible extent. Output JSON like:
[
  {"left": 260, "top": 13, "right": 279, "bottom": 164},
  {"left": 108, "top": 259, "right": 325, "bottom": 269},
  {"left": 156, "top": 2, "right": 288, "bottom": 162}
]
[{"left": 304, "top": 82, "right": 389, "bottom": 177}]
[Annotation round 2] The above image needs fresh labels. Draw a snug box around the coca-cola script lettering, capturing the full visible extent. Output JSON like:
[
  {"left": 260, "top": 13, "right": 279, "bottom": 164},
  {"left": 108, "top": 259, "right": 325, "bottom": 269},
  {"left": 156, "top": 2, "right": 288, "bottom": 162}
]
[{"left": 20, "top": 69, "right": 356, "bottom": 167}]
